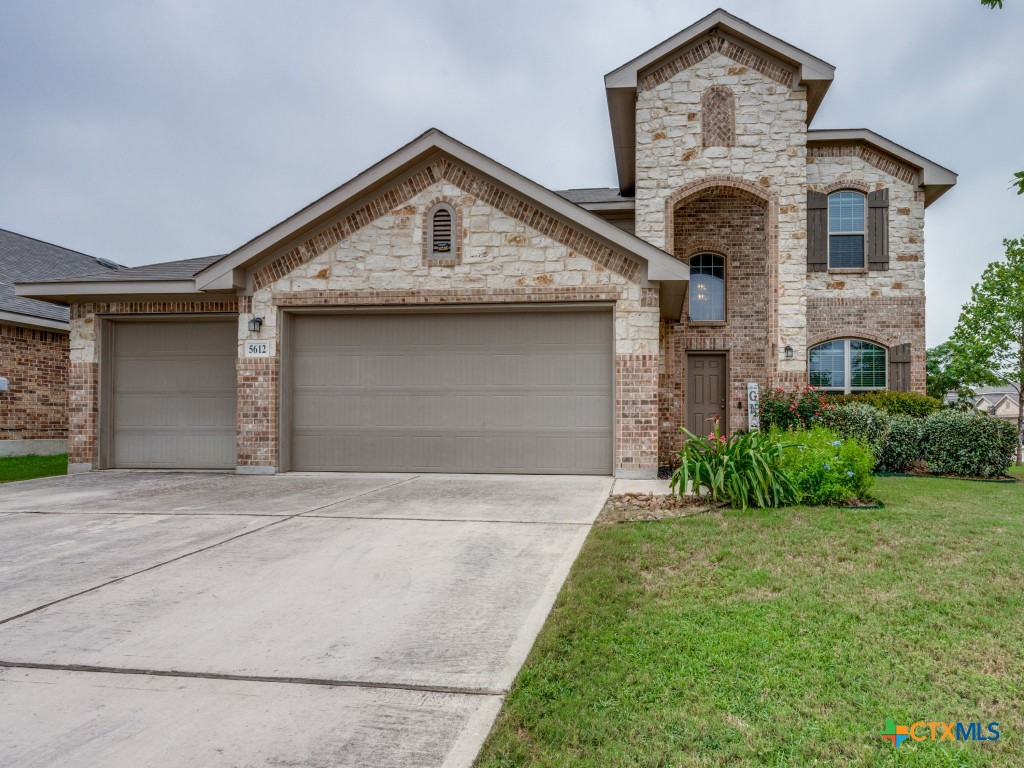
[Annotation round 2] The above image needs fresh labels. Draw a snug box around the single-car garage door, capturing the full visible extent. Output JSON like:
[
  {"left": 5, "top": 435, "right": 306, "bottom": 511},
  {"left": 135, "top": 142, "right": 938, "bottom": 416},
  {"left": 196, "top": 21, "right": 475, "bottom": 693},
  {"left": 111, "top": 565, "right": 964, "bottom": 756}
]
[
  {"left": 288, "top": 310, "right": 612, "bottom": 474},
  {"left": 110, "top": 320, "right": 236, "bottom": 469}
]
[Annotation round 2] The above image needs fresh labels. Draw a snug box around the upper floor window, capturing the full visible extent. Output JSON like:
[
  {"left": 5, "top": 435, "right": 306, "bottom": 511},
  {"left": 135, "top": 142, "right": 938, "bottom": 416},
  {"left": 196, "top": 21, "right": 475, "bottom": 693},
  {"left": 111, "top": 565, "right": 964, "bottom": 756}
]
[
  {"left": 809, "top": 339, "right": 887, "bottom": 393},
  {"left": 701, "top": 87, "right": 735, "bottom": 148},
  {"left": 428, "top": 203, "right": 455, "bottom": 258},
  {"left": 827, "top": 191, "right": 866, "bottom": 269},
  {"left": 688, "top": 253, "right": 725, "bottom": 322}
]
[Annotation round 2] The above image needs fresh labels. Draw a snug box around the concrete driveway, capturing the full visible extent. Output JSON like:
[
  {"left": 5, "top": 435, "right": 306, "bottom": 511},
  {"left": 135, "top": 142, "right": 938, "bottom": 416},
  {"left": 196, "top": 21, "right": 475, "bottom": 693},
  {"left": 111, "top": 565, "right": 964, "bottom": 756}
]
[{"left": 0, "top": 471, "right": 611, "bottom": 768}]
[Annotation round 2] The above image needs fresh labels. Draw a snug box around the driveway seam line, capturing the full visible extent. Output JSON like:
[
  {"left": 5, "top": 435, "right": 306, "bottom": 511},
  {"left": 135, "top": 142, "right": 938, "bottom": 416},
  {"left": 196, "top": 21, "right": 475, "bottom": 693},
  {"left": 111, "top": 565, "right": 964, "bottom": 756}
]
[
  {"left": 0, "top": 660, "right": 506, "bottom": 697},
  {"left": 295, "top": 475, "right": 422, "bottom": 515}
]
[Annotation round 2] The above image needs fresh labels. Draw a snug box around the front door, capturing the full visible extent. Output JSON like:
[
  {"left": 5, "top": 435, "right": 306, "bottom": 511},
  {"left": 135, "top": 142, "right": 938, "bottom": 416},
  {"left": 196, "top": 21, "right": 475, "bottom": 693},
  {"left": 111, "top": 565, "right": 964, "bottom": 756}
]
[{"left": 686, "top": 353, "right": 727, "bottom": 436}]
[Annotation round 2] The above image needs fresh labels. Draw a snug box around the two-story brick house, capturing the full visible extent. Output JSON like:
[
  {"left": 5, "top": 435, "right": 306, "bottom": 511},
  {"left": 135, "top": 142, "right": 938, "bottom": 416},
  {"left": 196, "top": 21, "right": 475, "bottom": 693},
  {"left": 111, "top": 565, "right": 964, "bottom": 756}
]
[{"left": 18, "top": 9, "right": 955, "bottom": 478}]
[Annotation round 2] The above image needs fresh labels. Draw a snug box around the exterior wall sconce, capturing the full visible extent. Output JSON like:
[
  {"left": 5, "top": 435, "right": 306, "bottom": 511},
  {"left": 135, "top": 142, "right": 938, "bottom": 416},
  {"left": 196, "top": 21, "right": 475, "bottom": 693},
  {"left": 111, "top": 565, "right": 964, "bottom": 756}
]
[
  {"left": 248, "top": 317, "right": 264, "bottom": 334},
  {"left": 784, "top": 345, "right": 794, "bottom": 359}
]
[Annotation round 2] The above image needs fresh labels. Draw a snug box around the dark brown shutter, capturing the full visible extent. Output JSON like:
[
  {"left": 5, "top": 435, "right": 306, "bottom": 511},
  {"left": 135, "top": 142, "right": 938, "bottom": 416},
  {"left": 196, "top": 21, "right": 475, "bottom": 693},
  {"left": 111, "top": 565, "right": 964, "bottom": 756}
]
[
  {"left": 867, "top": 188, "right": 889, "bottom": 270},
  {"left": 807, "top": 191, "right": 828, "bottom": 272},
  {"left": 889, "top": 342, "right": 911, "bottom": 391}
]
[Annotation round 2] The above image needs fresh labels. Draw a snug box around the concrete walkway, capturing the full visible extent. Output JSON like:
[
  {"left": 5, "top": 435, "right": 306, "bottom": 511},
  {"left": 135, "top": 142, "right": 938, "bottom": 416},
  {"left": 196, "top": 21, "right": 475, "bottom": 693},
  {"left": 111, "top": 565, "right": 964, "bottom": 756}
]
[{"left": 0, "top": 471, "right": 611, "bottom": 768}]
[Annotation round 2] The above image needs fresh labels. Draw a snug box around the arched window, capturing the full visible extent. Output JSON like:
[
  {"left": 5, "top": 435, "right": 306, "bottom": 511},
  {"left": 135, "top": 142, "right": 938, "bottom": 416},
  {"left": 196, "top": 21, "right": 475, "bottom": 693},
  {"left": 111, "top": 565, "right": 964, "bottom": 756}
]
[
  {"left": 827, "top": 191, "right": 866, "bottom": 269},
  {"left": 809, "top": 339, "right": 887, "bottom": 393},
  {"left": 688, "top": 253, "right": 725, "bottom": 322},
  {"left": 701, "top": 87, "right": 735, "bottom": 148},
  {"left": 427, "top": 203, "right": 456, "bottom": 258}
]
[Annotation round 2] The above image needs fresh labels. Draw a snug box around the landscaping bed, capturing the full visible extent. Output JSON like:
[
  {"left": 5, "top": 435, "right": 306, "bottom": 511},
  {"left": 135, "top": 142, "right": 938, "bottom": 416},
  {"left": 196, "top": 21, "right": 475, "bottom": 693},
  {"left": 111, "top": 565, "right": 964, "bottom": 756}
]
[{"left": 474, "top": 469, "right": 1024, "bottom": 767}]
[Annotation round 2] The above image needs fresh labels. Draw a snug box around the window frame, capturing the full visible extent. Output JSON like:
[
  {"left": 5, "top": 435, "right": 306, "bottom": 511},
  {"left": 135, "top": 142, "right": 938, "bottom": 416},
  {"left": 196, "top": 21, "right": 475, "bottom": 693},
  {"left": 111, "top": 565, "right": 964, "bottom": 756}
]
[
  {"left": 826, "top": 190, "right": 867, "bottom": 270},
  {"left": 808, "top": 338, "right": 888, "bottom": 394},
  {"left": 687, "top": 252, "right": 727, "bottom": 324}
]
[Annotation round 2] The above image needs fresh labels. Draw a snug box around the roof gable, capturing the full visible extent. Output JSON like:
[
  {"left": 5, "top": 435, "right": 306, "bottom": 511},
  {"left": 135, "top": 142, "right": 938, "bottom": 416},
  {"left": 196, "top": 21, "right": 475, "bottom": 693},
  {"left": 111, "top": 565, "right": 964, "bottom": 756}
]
[
  {"left": 195, "top": 129, "right": 688, "bottom": 292},
  {"left": 604, "top": 9, "right": 835, "bottom": 194}
]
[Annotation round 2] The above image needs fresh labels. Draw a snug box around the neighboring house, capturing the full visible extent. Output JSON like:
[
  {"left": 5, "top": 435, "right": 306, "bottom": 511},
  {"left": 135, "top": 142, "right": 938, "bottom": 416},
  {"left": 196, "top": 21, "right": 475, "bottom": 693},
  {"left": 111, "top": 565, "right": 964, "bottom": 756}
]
[
  {"left": 17, "top": 9, "right": 956, "bottom": 477},
  {"left": 948, "top": 385, "right": 1022, "bottom": 432},
  {"left": 0, "top": 228, "right": 119, "bottom": 456}
]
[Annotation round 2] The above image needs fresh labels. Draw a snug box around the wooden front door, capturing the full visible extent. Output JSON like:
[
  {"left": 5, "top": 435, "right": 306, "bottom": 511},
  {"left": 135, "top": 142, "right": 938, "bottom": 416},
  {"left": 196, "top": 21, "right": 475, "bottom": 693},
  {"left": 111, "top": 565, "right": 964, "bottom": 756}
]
[{"left": 686, "top": 354, "right": 727, "bottom": 436}]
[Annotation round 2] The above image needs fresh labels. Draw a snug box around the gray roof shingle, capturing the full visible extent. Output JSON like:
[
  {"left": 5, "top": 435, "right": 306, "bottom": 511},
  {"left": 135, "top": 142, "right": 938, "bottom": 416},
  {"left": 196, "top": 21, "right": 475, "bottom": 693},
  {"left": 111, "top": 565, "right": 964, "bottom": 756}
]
[
  {"left": 27, "top": 254, "right": 223, "bottom": 284},
  {"left": 0, "top": 228, "right": 121, "bottom": 324},
  {"left": 555, "top": 188, "right": 634, "bottom": 205}
]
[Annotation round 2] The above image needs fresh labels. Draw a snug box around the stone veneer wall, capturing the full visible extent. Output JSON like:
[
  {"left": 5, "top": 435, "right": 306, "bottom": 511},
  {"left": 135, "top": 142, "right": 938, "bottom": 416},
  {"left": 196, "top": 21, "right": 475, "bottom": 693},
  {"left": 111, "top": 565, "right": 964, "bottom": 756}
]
[
  {"left": 239, "top": 158, "right": 661, "bottom": 475},
  {"left": 66, "top": 300, "right": 239, "bottom": 470},
  {"left": 0, "top": 323, "right": 69, "bottom": 444}
]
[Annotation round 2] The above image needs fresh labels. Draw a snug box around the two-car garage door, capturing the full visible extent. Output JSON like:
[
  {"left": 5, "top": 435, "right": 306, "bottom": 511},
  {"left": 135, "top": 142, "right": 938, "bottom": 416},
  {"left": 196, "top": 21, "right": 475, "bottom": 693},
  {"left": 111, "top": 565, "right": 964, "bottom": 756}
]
[
  {"left": 107, "top": 310, "right": 613, "bottom": 474},
  {"left": 288, "top": 311, "right": 613, "bottom": 474}
]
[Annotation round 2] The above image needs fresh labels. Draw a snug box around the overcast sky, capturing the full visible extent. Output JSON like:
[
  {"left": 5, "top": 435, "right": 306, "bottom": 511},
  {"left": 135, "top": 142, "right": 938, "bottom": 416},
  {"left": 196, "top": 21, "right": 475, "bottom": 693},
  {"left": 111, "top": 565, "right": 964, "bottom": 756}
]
[{"left": 1, "top": 0, "right": 1021, "bottom": 344}]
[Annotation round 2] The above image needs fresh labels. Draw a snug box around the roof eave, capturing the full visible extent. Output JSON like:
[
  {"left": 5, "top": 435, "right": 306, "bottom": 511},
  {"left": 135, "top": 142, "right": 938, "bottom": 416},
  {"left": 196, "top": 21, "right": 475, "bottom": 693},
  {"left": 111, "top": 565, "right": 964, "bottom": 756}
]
[
  {"left": 14, "top": 279, "right": 200, "bottom": 304},
  {"left": 807, "top": 128, "right": 958, "bottom": 207},
  {"left": 0, "top": 309, "right": 69, "bottom": 332}
]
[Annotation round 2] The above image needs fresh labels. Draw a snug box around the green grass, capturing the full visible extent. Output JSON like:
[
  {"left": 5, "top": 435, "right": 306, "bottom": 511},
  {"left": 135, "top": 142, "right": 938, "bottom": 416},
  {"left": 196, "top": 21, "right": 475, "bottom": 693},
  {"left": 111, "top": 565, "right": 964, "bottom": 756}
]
[
  {"left": 0, "top": 454, "right": 68, "bottom": 484},
  {"left": 476, "top": 467, "right": 1024, "bottom": 767}
]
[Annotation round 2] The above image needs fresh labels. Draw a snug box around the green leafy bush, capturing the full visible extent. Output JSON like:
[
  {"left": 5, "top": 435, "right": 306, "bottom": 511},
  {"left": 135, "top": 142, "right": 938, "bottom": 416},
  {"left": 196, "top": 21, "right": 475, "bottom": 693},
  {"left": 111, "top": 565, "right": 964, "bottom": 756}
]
[
  {"left": 758, "top": 386, "right": 834, "bottom": 430},
  {"left": 670, "top": 420, "right": 799, "bottom": 510},
  {"left": 821, "top": 403, "right": 891, "bottom": 448},
  {"left": 875, "top": 415, "right": 923, "bottom": 473},
  {"left": 826, "top": 390, "right": 943, "bottom": 418},
  {"left": 921, "top": 410, "right": 1017, "bottom": 477},
  {"left": 775, "top": 427, "right": 875, "bottom": 505}
]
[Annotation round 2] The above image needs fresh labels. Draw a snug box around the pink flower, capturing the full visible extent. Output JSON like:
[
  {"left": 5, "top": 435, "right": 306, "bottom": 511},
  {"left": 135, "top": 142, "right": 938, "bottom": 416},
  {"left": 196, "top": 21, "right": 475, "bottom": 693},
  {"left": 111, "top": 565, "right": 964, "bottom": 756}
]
[{"left": 720, "top": 436, "right": 726, "bottom": 444}]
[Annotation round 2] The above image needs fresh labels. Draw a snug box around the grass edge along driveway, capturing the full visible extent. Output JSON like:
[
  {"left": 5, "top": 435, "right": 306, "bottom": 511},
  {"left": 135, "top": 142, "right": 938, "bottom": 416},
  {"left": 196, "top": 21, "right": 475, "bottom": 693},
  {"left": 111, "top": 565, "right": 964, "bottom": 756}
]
[
  {"left": 475, "top": 469, "right": 1024, "bottom": 768},
  {"left": 0, "top": 454, "right": 67, "bottom": 484}
]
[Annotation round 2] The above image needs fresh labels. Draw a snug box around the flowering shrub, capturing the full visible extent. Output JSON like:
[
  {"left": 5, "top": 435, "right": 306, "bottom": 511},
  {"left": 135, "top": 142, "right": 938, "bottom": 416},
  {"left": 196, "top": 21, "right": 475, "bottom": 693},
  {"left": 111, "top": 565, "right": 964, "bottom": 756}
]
[
  {"left": 758, "top": 386, "right": 834, "bottom": 430},
  {"left": 774, "top": 426, "right": 875, "bottom": 506},
  {"left": 670, "top": 419, "right": 799, "bottom": 510}
]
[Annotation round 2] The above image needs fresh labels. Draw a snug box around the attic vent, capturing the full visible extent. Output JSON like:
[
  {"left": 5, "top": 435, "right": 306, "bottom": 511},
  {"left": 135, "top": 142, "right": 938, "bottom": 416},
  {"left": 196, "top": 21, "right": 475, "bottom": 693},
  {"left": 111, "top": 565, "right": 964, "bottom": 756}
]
[
  {"left": 426, "top": 202, "right": 458, "bottom": 262},
  {"left": 432, "top": 208, "right": 452, "bottom": 253}
]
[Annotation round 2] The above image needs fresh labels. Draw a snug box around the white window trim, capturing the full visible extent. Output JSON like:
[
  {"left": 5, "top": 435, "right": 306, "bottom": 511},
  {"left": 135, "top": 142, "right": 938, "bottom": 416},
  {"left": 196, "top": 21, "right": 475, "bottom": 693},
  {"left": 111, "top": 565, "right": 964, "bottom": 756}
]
[
  {"left": 826, "top": 191, "right": 866, "bottom": 270},
  {"left": 810, "top": 338, "right": 887, "bottom": 394},
  {"left": 687, "top": 252, "right": 726, "bottom": 323}
]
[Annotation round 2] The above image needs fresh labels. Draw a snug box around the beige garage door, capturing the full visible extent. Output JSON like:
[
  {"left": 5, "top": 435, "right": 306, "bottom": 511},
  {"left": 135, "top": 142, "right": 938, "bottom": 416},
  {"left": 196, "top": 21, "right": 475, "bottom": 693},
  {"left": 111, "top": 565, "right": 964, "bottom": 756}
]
[
  {"left": 110, "top": 320, "right": 237, "bottom": 469},
  {"left": 289, "top": 310, "right": 613, "bottom": 474}
]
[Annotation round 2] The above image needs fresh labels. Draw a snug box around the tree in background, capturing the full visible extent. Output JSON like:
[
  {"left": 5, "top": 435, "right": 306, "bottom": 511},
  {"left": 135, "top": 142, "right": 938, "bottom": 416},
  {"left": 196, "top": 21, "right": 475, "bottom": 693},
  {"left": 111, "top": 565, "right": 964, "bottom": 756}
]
[
  {"left": 947, "top": 237, "right": 1024, "bottom": 464},
  {"left": 926, "top": 341, "right": 967, "bottom": 401},
  {"left": 981, "top": 0, "right": 1024, "bottom": 193}
]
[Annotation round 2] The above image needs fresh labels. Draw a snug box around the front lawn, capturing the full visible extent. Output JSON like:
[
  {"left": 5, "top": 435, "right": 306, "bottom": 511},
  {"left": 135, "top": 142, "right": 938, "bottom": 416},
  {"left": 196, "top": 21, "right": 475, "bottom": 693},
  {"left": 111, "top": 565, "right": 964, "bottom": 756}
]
[
  {"left": 476, "top": 468, "right": 1024, "bottom": 767},
  {"left": 0, "top": 454, "right": 68, "bottom": 484}
]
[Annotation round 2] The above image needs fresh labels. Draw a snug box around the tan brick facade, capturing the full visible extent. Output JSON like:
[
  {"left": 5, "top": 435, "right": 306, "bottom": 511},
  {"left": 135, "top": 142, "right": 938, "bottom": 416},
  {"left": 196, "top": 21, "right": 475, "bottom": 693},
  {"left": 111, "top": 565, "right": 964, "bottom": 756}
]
[{"left": 0, "top": 323, "right": 69, "bottom": 444}]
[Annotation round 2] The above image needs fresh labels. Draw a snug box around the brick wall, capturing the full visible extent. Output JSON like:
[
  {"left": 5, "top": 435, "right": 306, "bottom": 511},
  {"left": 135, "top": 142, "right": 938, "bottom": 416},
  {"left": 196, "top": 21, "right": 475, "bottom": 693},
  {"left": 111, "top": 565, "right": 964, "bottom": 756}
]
[
  {"left": 0, "top": 323, "right": 69, "bottom": 442},
  {"left": 807, "top": 296, "right": 926, "bottom": 394},
  {"left": 659, "top": 185, "right": 773, "bottom": 463}
]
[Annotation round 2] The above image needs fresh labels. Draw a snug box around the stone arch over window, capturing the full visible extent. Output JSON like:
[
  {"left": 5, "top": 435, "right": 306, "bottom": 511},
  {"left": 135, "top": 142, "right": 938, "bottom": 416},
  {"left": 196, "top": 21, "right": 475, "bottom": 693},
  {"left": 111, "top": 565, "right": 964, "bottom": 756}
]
[
  {"left": 701, "top": 86, "right": 735, "bottom": 148},
  {"left": 423, "top": 199, "right": 461, "bottom": 265}
]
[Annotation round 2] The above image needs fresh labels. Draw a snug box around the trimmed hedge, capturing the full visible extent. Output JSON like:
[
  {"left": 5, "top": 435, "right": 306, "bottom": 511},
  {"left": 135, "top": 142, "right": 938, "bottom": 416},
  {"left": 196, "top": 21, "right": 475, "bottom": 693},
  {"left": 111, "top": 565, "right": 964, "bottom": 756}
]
[
  {"left": 821, "top": 403, "right": 890, "bottom": 448},
  {"left": 920, "top": 410, "right": 1017, "bottom": 478},
  {"left": 825, "top": 391, "right": 943, "bottom": 418},
  {"left": 875, "top": 415, "right": 922, "bottom": 473}
]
